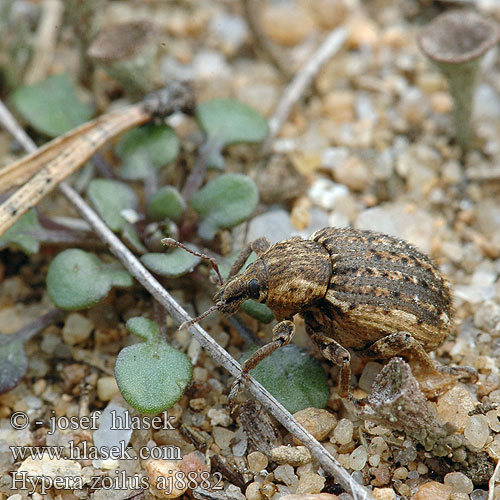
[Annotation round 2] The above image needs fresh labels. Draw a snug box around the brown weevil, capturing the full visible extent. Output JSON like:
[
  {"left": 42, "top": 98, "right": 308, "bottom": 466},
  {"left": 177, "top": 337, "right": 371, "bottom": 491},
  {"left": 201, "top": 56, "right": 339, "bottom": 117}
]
[{"left": 163, "top": 227, "right": 476, "bottom": 399}]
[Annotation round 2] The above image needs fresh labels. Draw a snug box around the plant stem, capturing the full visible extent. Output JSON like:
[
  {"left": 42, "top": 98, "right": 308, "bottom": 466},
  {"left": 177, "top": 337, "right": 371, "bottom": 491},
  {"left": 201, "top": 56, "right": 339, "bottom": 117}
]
[{"left": 437, "top": 59, "right": 478, "bottom": 156}]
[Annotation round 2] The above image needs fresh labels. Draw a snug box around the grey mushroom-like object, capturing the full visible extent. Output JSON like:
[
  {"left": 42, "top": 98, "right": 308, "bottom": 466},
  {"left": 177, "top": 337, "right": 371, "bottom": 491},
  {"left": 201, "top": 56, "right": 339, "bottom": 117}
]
[
  {"left": 87, "top": 21, "right": 159, "bottom": 96},
  {"left": 418, "top": 10, "right": 499, "bottom": 155}
]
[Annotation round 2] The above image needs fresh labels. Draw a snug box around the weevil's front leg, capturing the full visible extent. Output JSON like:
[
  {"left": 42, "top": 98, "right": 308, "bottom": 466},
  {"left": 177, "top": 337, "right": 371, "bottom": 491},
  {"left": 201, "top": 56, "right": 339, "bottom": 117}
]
[
  {"left": 310, "top": 333, "right": 351, "bottom": 399},
  {"left": 228, "top": 319, "right": 294, "bottom": 401},
  {"left": 363, "top": 331, "right": 477, "bottom": 382},
  {"left": 228, "top": 237, "right": 271, "bottom": 279}
]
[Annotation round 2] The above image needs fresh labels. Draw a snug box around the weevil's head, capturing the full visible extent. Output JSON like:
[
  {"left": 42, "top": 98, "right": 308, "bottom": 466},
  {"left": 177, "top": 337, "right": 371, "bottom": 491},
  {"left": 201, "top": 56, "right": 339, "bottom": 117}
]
[
  {"left": 214, "top": 259, "right": 269, "bottom": 315},
  {"left": 215, "top": 238, "right": 332, "bottom": 318}
]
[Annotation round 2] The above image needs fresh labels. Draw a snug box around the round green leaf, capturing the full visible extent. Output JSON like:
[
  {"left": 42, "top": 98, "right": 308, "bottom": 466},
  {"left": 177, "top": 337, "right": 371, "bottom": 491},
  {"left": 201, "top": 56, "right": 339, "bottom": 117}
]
[
  {"left": 140, "top": 245, "right": 201, "bottom": 278},
  {"left": 190, "top": 173, "right": 259, "bottom": 240},
  {"left": 0, "top": 209, "right": 41, "bottom": 255},
  {"left": 126, "top": 317, "right": 159, "bottom": 343},
  {"left": 9, "top": 74, "right": 93, "bottom": 137},
  {"left": 115, "top": 342, "right": 192, "bottom": 414},
  {"left": 116, "top": 124, "right": 179, "bottom": 180},
  {"left": 46, "top": 249, "right": 133, "bottom": 310},
  {"left": 0, "top": 338, "right": 27, "bottom": 395},
  {"left": 196, "top": 98, "right": 268, "bottom": 147},
  {"left": 147, "top": 186, "right": 186, "bottom": 221},
  {"left": 241, "top": 344, "right": 329, "bottom": 413},
  {"left": 87, "top": 179, "right": 138, "bottom": 231}
]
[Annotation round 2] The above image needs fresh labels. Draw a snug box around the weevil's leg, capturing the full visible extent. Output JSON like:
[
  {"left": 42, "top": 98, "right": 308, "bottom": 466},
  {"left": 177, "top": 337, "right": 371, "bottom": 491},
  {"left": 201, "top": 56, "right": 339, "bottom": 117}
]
[
  {"left": 363, "top": 331, "right": 435, "bottom": 368},
  {"left": 228, "top": 237, "right": 271, "bottom": 279},
  {"left": 433, "top": 363, "right": 478, "bottom": 383},
  {"left": 228, "top": 320, "right": 294, "bottom": 401},
  {"left": 363, "top": 331, "right": 478, "bottom": 382},
  {"left": 309, "top": 333, "right": 351, "bottom": 399}
]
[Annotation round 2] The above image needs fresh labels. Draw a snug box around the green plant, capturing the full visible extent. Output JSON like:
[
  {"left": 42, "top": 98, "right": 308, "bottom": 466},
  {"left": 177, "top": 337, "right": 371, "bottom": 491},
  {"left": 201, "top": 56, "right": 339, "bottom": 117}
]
[
  {"left": 115, "top": 317, "right": 192, "bottom": 413},
  {"left": 418, "top": 10, "right": 499, "bottom": 155},
  {"left": 4, "top": 79, "right": 279, "bottom": 410},
  {"left": 241, "top": 344, "right": 330, "bottom": 414}
]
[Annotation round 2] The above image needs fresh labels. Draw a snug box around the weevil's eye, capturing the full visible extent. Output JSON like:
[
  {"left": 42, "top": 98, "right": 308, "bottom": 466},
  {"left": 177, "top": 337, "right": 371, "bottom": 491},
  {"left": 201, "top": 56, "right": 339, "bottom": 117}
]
[{"left": 248, "top": 279, "right": 260, "bottom": 299}]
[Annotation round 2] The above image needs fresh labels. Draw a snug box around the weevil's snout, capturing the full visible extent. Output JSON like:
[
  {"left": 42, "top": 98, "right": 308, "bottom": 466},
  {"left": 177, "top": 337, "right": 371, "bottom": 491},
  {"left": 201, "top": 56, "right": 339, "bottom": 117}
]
[
  {"left": 214, "top": 261, "right": 268, "bottom": 315},
  {"left": 214, "top": 278, "right": 249, "bottom": 315}
]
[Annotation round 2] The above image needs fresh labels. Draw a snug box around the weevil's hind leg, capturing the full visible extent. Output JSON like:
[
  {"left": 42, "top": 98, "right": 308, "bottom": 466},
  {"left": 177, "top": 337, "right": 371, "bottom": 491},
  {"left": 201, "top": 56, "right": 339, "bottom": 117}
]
[
  {"left": 228, "top": 320, "right": 294, "bottom": 402},
  {"left": 433, "top": 363, "right": 478, "bottom": 383},
  {"left": 228, "top": 237, "right": 271, "bottom": 279},
  {"left": 363, "top": 331, "right": 477, "bottom": 383},
  {"left": 309, "top": 332, "right": 351, "bottom": 399}
]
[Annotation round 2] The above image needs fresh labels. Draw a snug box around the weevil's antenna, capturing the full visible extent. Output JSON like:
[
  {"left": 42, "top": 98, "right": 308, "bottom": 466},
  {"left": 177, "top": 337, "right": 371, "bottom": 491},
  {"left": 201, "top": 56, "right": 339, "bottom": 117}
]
[
  {"left": 161, "top": 238, "right": 224, "bottom": 285},
  {"left": 179, "top": 304, "right": 220, "bottom": 330}
]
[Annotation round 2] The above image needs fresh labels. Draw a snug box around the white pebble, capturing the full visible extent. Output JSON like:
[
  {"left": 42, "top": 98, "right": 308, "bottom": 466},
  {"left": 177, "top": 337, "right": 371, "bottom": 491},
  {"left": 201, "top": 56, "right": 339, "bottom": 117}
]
[
  {"left": 464, "top": 415, "right": 490, "bottom": 449},
  {"left": 333, "top": 418, "right": 354, "bottom": 445},
  {"left": 62, "top": 313, "right": 94, "bottom": 345},
  {"left": 349, "top": 446, "right": 368, "bottom": 471},
  {"left": 444, "top": 472, "right": 474, "bottom": 494}
]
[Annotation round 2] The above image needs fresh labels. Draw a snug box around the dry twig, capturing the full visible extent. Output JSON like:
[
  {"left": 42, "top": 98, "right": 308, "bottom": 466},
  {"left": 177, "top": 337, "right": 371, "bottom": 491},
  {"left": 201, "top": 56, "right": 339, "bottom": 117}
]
[
  {"left": 0, "top": 98, "right": 372, "bottom": 500},
  {"left": 241, "top": 0, "right": 291, "bottom": 79},
  {"left": 489, "top": 459, "right": 500, "bottom": 500},
  {"left": 261, "top": 26, "right": 348, "bottom": 155},
  {"left": 23, "top": 0, "right": 64, "bottom": 85},
  {"left": 0, "top": 82, "right": 195, "bottom": 235}
]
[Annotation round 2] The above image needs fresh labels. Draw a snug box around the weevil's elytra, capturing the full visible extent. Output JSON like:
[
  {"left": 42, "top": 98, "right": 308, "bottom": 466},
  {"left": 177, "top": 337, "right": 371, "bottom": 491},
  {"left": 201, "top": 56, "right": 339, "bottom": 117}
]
[
  {"left": 183, "top": 226, "right": 475, "bottom": 399},
  {"left": 309, "top": 227, "right": 452, "bottom": 353}
]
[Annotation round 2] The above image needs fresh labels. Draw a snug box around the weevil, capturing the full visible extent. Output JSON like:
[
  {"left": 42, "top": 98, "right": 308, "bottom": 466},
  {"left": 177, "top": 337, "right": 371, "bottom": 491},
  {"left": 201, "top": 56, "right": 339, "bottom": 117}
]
[{"left": 164, "top": 227, "right": 476, "bottom": 399}]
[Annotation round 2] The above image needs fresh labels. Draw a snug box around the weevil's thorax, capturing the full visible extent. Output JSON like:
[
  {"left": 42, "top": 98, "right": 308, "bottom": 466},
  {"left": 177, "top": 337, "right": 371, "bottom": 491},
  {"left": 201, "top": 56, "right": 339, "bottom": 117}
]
[{"left": 261, "top": 238, "right": 332, "bottom": 319}]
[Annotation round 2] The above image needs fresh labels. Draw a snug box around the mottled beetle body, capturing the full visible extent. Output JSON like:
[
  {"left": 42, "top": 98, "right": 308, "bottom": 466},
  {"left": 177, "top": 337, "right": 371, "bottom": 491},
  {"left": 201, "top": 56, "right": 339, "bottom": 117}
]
[
  {"left": 212, "top": 227, "right": 469, "bottom": 398},
  {"left": 167, "top": 226, "right": 473, "bottom": 398}
]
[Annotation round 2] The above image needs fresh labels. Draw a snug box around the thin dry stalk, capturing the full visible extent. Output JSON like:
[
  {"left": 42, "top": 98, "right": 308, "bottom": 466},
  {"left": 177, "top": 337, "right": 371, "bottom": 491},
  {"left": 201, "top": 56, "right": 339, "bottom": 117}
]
[
  {"left": 261, "top": 26, "right": 348, "bottom": 156},
  {"left": 23, "top": 0, "right": 64, "bottom": 85},
  {"left": 0, "top": 82, "right": 195, "bottom": 236},
  {"left": 0, "top": 99, "right": 372, "bottom": 500},
  {"left": 489, "top": 459, "right": 500, "bottom": 500},
  {"left": 0, "top": 104, "right": 149, "bottom": 234},
  {"left": 241, "top": 0, "right": 291, "bottom": 79}
]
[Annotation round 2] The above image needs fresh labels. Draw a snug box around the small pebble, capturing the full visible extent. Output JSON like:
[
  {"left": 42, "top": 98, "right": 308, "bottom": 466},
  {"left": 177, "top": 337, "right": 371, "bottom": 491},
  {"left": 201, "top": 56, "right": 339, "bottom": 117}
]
[
  {"left": 334, "top": 156, "right": 371, "bottom": 192},
  {"left": 464, "top": 415, "right": 490, "bottom": 449},
  {"left": 392, "top": 467, "right": 408, "bottom": 480},
  {"left": 179, "top": 451, "right": 209, "bottom": 477},
  {"left": 245, "top": 481, "right": 262, "bottom": 500},
  {"left": 96, "top": 376, "right": 120, "bottom": 401},
  {"left": 212, "top": 427, "right": 234, "bottom": 449},
  {"left": 62, "top": 312, "right": 94, "bottom": 345},
  {"left": 413, "top": 481, "right": 452, "bottom": 500},
  {"left": 444, "top": 472, "right": 474, "bottom": 494},
  {"left": 430, "top": 92, "right": 453, "bottom": 114},
  {"left": 372, "top": 488, "right": 396, "bottom": 500},
  {"left": 146, "top": 459, "right": 186, "bottom": 498},
  {"left": 332, "top": 419, "right": 353, "bottom": 445},
  {"left": 436, "top": 385, "right": 475, "bottom": 431},
  {"left": 247, "top": 451, "right": 268, "bottom": 473},
  {"left": 189, "top": 398, "right": 206, "bottom": 411},
  {"left": 260, "top": 482, "right": 276, "bottom": 498},
  {"left": 207, "top": 408, "right": 232, "bottom": 427},
  {"left": 295, "top": 472, "right": 326, "bottom": 495},
  {"left": 292, "top": 408, "right": 337, "bottom": 444},
  {"left": 450, "top": 494, "right": 469, "bottom": 500},
  {"left": 349, "top": 446, "right": 367, "bottom": 471},
  {"left": 274, "top": 464, "right": 298, "bottom": 487},
  {"left": 261, "top": 3, "right": 315, "bottom": 46},
  {"left": 270, "top": 445, "right": 311, "bottom": 466}
]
